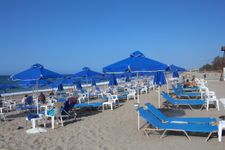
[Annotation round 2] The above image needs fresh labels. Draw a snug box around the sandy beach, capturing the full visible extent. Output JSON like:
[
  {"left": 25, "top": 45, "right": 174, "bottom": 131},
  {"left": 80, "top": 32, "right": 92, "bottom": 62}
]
[{"left": 0, "top": 73, "right": 225, "bottom": 150}]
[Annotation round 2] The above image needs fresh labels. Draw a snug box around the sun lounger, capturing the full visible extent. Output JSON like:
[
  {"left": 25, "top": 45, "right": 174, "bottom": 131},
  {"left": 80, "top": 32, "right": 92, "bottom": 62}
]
[
  {"left": 177, "top": 84, "right": 201, "bottom": 95},
  {"left": 74, "top": 102, "right": 103, "bottom": 109},
  {"left": 177, "top": 84, "right": 199, "bottom": 92},
  {"left": 138, "top": 107, "right": 217, "bottom": 141},
  {"left": 145, "top": 103, "right": 216, "bottom": 124},
  {"left": 161, "top": 92, "right": 205, "bottom": 110},
  {"left": 16, "top": 104, "right": 38, "bottom": 112},
  {"left": 172, "top": 85, "right": 201, "bottom": 98}
]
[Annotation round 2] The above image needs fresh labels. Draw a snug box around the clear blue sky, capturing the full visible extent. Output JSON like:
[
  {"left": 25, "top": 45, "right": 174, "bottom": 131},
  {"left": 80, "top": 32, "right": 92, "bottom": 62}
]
[{"left": 0, "top": 0, "right": 225, "bottom": 75}]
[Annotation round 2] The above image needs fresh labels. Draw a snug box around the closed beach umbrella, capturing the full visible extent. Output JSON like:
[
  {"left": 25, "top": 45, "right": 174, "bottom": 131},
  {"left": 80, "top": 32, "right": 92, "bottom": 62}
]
[
  {"left": 57, "top": 83, "right": 64, "bottom": 91},
  {"left": 172, "top": 71, "right": 179, "bottom": 78},
  {"left": 75, "top": 81, "right": 83, "bottom": 91},
  {"left": 154, "top": 71, "right": 167, "bottom": 108},
  {"left": 108, "top": 74, "right": 118, "bottom": 86},
  {"left": 91, "top": 78, "right": 97, "bottom": 86}
]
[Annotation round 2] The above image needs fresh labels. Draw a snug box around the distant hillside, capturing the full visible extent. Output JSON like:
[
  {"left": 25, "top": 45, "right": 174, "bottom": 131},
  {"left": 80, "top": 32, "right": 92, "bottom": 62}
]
[{"left": 200, "top": 56, "right": 224, "bottom": 72}]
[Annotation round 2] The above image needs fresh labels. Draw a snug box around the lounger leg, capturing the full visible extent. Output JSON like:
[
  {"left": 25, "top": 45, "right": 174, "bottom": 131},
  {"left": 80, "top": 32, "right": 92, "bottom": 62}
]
[
  {"left": 207, "top": 100, "right": 209, "bottom": 111},
  {"left": 188, "top": 105, "right": 193, "bottom": 110},
  {"left": 216, "top": 100, "right": 220, "bottom": 111},
  {"left": 206, "top": 132, "right": 212, "bottom": 142},
  {"left": 51, "top": 116, "right": 54, "bottom": 129},
  {"left": 60, "top": 116, "right": 63, "bottom": 127},
  {"left": 200, "top": 104, "right": 204, "bottom": 110},
  {"left": 111, "top": 103, "right": 113, "bottom": 110},
  {"left": 183, "top": 131, "right": 191, "bottom": 141},
  {"left": 160, "top": 130, "right": 167, "bottom": 138}
]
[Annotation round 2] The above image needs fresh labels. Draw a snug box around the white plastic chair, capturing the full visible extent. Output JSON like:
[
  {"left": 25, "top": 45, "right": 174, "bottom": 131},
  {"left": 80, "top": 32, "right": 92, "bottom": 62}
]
[
  {"left": 204, "top": 90, "right": 219, "bottom": 111},
  {"left": 0, "top": 107, "right": 6, "bottom": 121},
  {"left": 140, "top": 86, "right": 148, "bottom": 95},
  {"left": 102, "top": 93, "right": 115, "bottom": 110},
  {"left": 77, "top": 93, "right": 86, "bottom": 104},
  {"left": 127, "top": 89, "right": 136, "bottom": 101}
]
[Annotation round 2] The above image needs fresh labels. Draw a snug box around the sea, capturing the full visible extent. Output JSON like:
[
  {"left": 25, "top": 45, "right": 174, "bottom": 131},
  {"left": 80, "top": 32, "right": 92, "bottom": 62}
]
[{"left": 0, "top": 75, "right": 51, "bottom": 94}]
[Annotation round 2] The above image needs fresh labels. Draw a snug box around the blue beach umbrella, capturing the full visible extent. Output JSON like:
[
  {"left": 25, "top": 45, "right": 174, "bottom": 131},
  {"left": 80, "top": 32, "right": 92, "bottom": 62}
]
[
  {"left": 91, "top": 78, "right": 97, "bottom": 86},
  {"left": 11, "top": 64, "right": 63, "bottom": 81},
  {"left": 154, "top": 72, "right": 167, "bottom": 85},
  {"left": 72, "top": 67, "right": 104, "bottom": 81},
  {"left": 103, "top": 51, "right": 168, "bottom": 73},
  {"left": 154, "top": 71, "right": 167, "bottom": 108},
  {"left": 172, "top": 71, "right": 179, "bottom": 78},
  {"left": 167, "top": 64, "right": 186, "bottom": 72},
  {"left": 10, "top": 64, "right": 63, "bottom": 113},
  {"left": 108, "top": 74, "right": 118, "bottom": 86},
  {"left": 57, "top": 83, "right": 64, "bottom": 91},
  {"left": 75, "top": 81, "right": 83, "bottom": 91}
]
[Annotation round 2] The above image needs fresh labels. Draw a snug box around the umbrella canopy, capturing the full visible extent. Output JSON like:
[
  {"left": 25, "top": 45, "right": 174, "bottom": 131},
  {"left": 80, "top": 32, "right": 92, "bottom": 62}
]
[
  {"left": 103, "top": 51, "right": 168, "bottom": 73},
  {"left": 72, "top": 67, "right": 104, "bottom": 80},
  {"left": 108, "top": 74, "right": 118, "bottom": 86},
  {"left": 172, "top": 71, "right": 179, "bottom": 78},
  {"left": 153, "top": 71, "right": 167, "bottom": 86},
  {"left": 11, "top": 64, "right": 63, "bottom": 81},
  {"left": 167, "top": 64, "right": 186, "bottom": 72}
]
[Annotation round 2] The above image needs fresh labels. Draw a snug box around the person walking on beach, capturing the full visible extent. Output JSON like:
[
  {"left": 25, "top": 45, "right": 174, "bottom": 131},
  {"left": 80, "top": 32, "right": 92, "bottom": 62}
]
[{"left": 203, "top": 73, "right": 207, "bottom": 79}]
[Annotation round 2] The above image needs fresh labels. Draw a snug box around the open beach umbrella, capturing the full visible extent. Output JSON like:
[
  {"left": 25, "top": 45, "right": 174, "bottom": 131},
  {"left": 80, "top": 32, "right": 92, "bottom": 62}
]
[
  {"left": 167, "top": 64, "right": 186, "bottom": 72},
  {"left": 10, "top": 64, "right": 63, "bottom": 113},
  {"left": 11, "top": 64, "right": 63, "bottom": 81},
  {"left": 72, "top": 67, "right": 104, "bottom": 83},
  {"left": 154, "top": 71, "right": 167, "bottom": 108},
  {"left": 103, "top": 51, "right": 168, "bottom": 74}
]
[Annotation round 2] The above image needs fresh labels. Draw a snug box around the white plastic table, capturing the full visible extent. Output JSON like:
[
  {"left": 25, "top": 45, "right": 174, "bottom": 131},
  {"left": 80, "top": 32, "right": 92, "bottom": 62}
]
[{"left": 218, "top": 120, "right": 225, "bottom": 142}]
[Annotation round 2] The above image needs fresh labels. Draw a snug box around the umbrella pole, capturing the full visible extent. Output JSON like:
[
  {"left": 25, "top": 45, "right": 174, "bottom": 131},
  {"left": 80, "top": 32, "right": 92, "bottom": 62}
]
[
  {"left": 36, "top": 80, "right": 39, "bottom": 114},
  {"left": 138, "top": 110, "right": 140, "bottom": 130},
  {"left": 158, "top": 86, "right": 161, "bottom": 108},
  {"left": 166, "top": 78, "right": 169, "bottom": 93}
]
